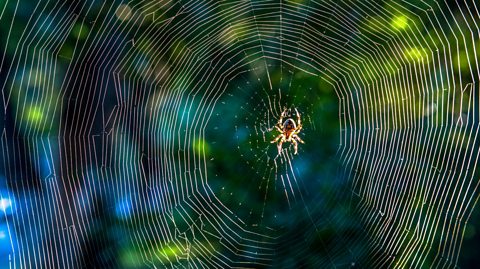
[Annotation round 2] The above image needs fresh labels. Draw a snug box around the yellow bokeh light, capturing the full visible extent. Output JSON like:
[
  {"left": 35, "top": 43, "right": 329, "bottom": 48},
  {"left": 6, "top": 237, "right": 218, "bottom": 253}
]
[
  {"left": 406, "top": 47, "right": 426, "bottom": 61},
  {"left": 391, "top": 15, "right": 408, "bottom": 31},
  {"left": 219, "top": 22, "right": 248, "bottom": 46},
  {"left": 116, "top": 4, "right": 132, "bottom": 22}
]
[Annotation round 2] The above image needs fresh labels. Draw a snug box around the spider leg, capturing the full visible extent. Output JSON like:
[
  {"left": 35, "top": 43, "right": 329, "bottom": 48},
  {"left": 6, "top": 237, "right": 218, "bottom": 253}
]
[
  {"left": 277, "top": 109, "right": 287, "bottom": 126},
  {"left": 275, "top": 125, "right": 283, "bottom": 133},
  {"left": 271, "top": 134, "right": 284, "bottom": 143},
  {"left": 294, "top": 134, "right": 305, "bottom": 144},
  {"left": 277, "top": 139, "right": 284, "bottom": 155},
  {"left": 292, "top": 139, "right": 298, "bottom": 154},
  {"left": 295, "top": 124, "right": 302, "bottom": 133},
  {"left": 295, "top": 108, "right": 302, "bottom": 126}
]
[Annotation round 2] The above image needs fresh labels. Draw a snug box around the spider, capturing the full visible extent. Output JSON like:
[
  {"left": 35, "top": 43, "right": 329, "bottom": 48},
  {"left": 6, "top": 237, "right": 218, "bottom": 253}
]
[{"left": 271, "top": 108, "right": 305, "bottom": 155}]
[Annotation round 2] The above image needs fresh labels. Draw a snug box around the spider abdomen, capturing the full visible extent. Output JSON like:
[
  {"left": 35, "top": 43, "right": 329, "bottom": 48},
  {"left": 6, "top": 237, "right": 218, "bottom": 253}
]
[{"left": 283, "top": 119, "right": 296, "bottom": 137}]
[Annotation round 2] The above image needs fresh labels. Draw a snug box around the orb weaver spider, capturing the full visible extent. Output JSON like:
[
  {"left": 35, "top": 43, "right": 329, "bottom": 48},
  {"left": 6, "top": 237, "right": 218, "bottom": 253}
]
[{"left": 271, "top": 108, "right": 305, "bottom": 155}]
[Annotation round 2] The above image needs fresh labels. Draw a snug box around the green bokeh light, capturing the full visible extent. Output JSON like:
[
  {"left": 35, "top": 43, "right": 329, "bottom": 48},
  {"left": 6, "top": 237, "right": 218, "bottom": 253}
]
[
  {"left": 193, "top": 137, "right": 211, "bottom": 156},
  {"left": 26, "top": 105, "right": 44, "bottom": 124},
  {"left": 406, "top": 47, "right": 426, "bottom": 61},
  {"left": 71, "top": 23, "right": 89, "bottom": 40}
]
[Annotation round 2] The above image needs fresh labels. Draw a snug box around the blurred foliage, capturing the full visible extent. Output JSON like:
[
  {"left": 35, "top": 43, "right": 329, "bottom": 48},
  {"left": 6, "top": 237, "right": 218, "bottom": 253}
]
[{"left": 0, "top": 0, "right": 479, "bottom": 268}]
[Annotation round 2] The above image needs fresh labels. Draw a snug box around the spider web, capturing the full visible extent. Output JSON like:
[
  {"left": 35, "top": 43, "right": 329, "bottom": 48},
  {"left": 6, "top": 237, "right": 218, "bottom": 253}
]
[{"left": 0, "top": 0, "right": 479, "bottom": 268}]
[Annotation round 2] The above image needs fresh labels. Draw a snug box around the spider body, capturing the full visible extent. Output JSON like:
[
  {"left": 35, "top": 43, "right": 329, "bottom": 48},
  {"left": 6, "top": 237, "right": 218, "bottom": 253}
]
[
  {"left": 271, "top": 108, "right": 305, "bottom": 155},
  {"left": 283, "top": 119, "right": 296, "bottom": 137}
]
